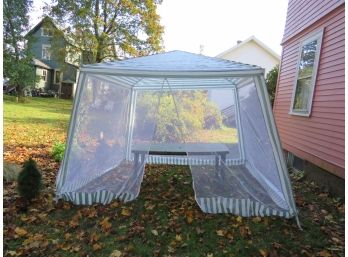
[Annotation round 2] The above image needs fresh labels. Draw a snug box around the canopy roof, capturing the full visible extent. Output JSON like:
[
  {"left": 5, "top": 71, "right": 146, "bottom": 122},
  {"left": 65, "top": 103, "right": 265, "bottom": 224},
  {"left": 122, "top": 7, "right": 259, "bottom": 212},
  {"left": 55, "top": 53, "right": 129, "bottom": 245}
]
[
  {"left": 82, "top": 51, "right": 264, "bottom": 89},
  {"left": 82, "top": 51, "right": 264, "bottom": 77}
]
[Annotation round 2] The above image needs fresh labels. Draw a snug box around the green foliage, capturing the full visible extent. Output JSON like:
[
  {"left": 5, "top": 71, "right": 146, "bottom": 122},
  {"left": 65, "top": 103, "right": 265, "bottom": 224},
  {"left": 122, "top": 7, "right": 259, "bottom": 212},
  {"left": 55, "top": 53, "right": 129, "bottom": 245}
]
[
  {"left": 137, "top": 91, "right": 223, "bottom": 142},
  {"left": 46, "top": 0, "right": 164, "bottom": 63},
  {"left": 265, "top": 65, "right": 279, "bottom": 107},
  {"left": 3, "top": 0, "right": 37, "bottom": 96},
  {"left": 17, "top": 158, "right": 42, "bottom": 202},
  {"left": 51, "top": 142, "right": 66, "bottom": 162}
]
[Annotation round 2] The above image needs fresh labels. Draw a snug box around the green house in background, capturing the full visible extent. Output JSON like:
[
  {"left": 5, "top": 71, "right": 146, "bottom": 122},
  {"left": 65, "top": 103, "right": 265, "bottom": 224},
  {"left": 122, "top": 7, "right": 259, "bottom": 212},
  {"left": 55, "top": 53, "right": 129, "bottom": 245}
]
[{"left": 26, "top": 17, "right": 79, "bottom": 99}]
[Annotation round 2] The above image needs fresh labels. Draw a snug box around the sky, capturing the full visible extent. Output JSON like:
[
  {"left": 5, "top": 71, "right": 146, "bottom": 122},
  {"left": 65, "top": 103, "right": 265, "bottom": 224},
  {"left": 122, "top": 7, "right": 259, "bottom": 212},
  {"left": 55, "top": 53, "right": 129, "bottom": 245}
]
[{"left": 30, "top": 0, "right": 289, "bottom": 56}]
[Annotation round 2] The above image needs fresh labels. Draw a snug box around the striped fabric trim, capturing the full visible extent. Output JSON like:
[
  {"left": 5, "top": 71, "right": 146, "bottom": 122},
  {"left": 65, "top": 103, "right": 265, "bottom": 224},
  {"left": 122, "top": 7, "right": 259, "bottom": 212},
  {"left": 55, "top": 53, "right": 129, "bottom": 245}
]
[
  {"left": 145, "top": 155, "right": 245, "bottom": 166},
  {"left": 196, "top": 196, "right": 296, "bottom": 218},
  {"left": 57, "top": 190, "right": 136, "bottom": 205}
]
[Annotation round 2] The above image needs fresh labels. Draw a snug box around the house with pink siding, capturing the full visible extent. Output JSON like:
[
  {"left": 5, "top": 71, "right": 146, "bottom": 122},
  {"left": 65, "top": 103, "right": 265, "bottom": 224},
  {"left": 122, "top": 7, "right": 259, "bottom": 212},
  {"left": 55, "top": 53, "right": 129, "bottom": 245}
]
[{"left": 273, "top": 0, "right": 344, "bottom": 195}]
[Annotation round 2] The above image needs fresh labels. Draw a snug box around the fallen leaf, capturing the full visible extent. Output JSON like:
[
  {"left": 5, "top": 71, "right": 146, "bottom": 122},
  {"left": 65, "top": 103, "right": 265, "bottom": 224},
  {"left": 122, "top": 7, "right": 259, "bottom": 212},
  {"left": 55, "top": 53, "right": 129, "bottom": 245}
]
[
  {"left": 151, "top": 230, "right": 159, "bottom": 236},
  {"left": 99, "top": 217, "right": 112, "bottom": 232},
  {"left": 15, "top": 227, "right": 28, "bottom": 237},
  {"left": 110, "top": 250, "right": 122, "bottom": 257},
  {"left": 90, "top": 232, "right": 100, "bottom": 243},
  {"left": 318, "top": 250, "right": 331, "bottom": 257},
  {"left": 6, "top": 251, "right": 17, "bottom": 256},
  {"left": 69, "top": 218, "right": 79, "bottom": 228},
  {"left": 93, "top": 243, "right": 102, "bottom": 251},
  {"left": 207, "top": 253, "right": 213, "bottom": 257},
  {"left": 121, "top": 208, "right": 131, "bottom": 217},
  {"left": 175, "top": 234, "right": 182, "bottom": 242},
  {"left": 239, "top": 226, "right": 250, "bottom": 238},
  {"left": 196, "top": 227, "right": 205, "bottom": 235},
  {"left": 185, "top": 210, "right": 194, "bottom": 224},
  {"left": 259, "top": 249, "right": 268, "bottom": 257},
  {"left": 64, "top": 233, "right": 72, "bottom": 240},
  {"left": 216, "top": 230, "right": 226, "bottom": 236}
]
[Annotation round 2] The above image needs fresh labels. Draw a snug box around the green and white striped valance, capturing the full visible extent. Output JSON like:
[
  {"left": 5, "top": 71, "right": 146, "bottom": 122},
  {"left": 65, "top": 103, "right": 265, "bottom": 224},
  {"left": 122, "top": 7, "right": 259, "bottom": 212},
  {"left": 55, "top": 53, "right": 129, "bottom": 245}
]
[
  {"left": 196, "top": 197, "right": 296, "bottom": 218},
  {"left": 145, "top": 155, "right": 244, "bottom": 166},
  {"left": 57, "top": 190, "right": 136, "bottom": 205}
]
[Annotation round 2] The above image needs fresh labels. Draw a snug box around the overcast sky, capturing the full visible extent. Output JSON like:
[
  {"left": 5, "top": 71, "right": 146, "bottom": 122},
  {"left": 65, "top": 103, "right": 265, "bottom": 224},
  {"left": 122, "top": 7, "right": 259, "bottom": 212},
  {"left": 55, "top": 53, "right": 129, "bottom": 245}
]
[{"left": 30, "top": 0, "right": 289, "bottom": 56}]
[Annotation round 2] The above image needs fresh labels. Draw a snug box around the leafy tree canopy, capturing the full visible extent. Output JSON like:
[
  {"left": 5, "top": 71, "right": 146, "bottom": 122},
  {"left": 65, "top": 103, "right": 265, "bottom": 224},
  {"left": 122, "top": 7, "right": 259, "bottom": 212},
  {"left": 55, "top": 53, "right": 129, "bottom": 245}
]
[
  {"left": 46, "top": 0, "right": 164, "bottom": 64},
  {"left": 3, "top": 0, "right": 37, "bottom": 97}
]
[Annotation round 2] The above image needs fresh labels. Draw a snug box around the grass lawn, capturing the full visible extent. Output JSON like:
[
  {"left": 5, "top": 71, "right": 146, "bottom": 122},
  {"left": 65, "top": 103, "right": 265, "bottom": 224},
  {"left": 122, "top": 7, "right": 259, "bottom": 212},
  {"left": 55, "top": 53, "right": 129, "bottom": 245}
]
[{"left": 3, "top": 96, "right": 344, "bottom": 257}]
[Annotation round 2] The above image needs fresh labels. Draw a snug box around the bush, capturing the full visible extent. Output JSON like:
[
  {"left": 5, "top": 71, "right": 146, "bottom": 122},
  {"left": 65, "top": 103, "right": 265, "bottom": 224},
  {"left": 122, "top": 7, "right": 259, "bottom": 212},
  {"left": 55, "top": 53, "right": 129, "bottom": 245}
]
[
  {"left": 17, "top": 158, "right": 42, "bottom": 203},
  {"left": 52, "top": 142, "right": 65, "bottom": 162},
  {"left": 265, "top": 65, "right": 279, "bottom": 107}
]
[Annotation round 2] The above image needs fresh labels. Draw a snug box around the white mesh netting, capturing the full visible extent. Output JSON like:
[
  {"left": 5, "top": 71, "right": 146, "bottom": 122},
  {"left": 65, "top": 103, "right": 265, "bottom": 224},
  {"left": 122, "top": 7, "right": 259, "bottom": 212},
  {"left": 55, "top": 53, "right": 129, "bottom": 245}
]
[{"left": 56, "top": 74, "right": 295, "bottom": 218}]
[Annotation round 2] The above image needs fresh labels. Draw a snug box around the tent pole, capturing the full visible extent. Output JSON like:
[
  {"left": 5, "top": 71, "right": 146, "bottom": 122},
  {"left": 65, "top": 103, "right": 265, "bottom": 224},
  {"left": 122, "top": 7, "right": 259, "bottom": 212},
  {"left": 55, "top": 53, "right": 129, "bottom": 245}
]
[
  {"left": 126, "top": 89, "right": 137, "bottom": 160},
  {"left": 233, "top": 87, "right": 245, "bottom": 163}
]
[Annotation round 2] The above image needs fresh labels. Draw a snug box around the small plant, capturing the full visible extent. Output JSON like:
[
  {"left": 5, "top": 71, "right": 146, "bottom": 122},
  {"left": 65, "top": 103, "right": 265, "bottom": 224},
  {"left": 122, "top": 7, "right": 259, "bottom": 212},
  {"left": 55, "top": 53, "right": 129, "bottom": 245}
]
[
  {"left": 17, "top": 158, "right": 42, "bottom": 209},
  {"left": 52, "top": 142, "right": 65, "bottom": 162}
]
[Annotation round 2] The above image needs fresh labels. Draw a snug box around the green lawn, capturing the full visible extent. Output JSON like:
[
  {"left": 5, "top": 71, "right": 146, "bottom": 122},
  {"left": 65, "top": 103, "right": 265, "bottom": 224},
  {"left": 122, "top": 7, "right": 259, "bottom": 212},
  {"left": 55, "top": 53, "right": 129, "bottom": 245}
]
[
  {"left": 3, "top": 96, "right": 344, "bottom": 257},
  {"left": 3, "top": 95, "right": 72, "bottom": 147}
]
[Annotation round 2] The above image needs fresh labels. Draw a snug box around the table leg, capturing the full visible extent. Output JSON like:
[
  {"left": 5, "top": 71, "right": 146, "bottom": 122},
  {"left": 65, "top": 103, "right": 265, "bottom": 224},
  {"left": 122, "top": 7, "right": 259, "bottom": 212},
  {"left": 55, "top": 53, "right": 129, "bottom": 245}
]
[
  {"left": 218, "top": 153, "right": 227, "bottom": 180},
  {"left": 140, "top": 153, "right": 145, "bottom": 168},
  {"left": 134, "top": 152, "right": 140, "bottom": 172},
  {"left": 215, "top": 154, "right": 219, "bottom": 172}
]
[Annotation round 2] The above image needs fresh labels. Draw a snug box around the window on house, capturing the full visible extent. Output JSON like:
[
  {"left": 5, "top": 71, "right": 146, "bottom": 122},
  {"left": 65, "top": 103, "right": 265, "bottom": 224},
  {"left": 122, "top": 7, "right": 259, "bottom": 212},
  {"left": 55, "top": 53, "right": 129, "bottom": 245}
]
[
  {"left": 41, "top": 27, "right": 53, "bottom": 37},
  {"left": 42, "top": 44, "right": 51, "bottom": 60},
  {"left": 55, "top": 70, "right": 61, "bottom": 84},
  {"left": 42, "top": 70, "right": 47, "bottom": 81},
  {"left": 290, "top": 30, "right": 323, "bottom": 116}
]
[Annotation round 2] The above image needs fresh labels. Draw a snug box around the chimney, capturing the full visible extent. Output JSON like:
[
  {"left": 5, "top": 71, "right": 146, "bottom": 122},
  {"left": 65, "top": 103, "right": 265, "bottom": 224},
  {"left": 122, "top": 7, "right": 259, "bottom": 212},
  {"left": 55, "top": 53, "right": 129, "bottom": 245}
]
[{"left": 237, "top": 40, "right": 242, "bottom": 44}]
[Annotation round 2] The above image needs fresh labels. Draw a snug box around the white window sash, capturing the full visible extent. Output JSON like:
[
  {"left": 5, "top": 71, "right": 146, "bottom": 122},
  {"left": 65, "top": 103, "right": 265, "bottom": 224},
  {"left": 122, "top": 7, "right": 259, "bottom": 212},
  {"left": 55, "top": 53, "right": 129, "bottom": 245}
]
[
  {"left": 54, "top": 70, "right": 62, "bottom": 84},
  {"left": 41, "top": 28, "right": 53, "bottom": 37},
  {"left": 289, "top": 29, "right": 324, "bottom": 117},
  {"left": 42, "top": 44, "right": 51, "bottom": 60}
]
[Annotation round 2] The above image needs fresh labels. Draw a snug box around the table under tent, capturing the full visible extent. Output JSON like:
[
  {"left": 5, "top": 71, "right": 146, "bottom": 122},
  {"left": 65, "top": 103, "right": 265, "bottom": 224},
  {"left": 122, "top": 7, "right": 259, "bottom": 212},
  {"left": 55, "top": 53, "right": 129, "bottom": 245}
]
[{"left": 56, "top": 51, "right": 299, "bottom": 224}]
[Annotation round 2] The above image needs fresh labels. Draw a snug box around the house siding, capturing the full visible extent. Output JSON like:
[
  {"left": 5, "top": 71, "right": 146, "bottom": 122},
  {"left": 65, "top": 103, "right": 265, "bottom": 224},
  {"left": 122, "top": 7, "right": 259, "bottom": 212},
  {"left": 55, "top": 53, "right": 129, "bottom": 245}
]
[
  {"left": 218, "top": 41, "right": 279, "bottom": 74},
  {"left": 274, "top": 3, "right": 345, "bottom": 178},
  {"left": 282, "top": 0, "right": 344, "bottom": 43}
]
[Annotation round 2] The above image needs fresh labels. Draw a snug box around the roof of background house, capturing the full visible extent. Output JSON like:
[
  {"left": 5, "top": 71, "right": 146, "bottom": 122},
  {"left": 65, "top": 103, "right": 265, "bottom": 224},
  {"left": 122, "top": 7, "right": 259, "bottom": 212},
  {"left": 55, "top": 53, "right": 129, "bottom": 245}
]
[
  {"left": 33, "top": 58, "right": 52, "bottom": 69},
  {"left": 216, "top": 36, "right": 280, "bottom": 61},
  {"left": 26, "top": 16, "right": 60, "bottom": 37}
]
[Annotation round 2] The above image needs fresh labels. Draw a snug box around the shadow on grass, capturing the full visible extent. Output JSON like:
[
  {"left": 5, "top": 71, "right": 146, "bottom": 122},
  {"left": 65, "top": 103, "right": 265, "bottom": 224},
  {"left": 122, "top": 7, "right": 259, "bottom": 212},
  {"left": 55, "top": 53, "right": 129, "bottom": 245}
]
[{"left": 4, "top": 116, "right": 70, "bottom": 126}]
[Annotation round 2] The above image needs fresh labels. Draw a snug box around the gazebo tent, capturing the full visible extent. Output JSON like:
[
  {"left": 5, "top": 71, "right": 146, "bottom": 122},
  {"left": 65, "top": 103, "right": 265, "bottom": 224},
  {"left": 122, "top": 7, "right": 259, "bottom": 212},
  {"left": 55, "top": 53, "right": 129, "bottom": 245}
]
[{"left": 56, "top": 51, "right": 298, "bottom": 222}]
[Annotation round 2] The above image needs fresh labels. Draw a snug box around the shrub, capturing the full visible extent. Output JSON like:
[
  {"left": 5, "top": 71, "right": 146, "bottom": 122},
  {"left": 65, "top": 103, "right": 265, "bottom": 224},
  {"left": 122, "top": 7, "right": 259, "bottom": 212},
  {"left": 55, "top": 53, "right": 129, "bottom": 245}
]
[
  {"left": 52, "top": 142, "right": 65, "bottom": 162},
  {"left": 265, "top": 65, "right": 279, "bottom": 107},
  {"left": 17, "top": 158, "right": 42, "bottom": 203}
]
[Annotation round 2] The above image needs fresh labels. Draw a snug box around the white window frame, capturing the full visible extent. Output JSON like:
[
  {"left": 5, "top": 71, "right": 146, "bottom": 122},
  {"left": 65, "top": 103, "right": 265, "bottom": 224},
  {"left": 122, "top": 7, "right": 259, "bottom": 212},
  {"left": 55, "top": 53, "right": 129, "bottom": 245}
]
[
  {"left": 42, "top": 44, "right": 51, "bottom": 60},
  {"left": 54, "top": 69, "right": 62, "bottom": 84},
  {"left": 289, "top": 29, "right": 324, "bottom": 117},
  {"left": 42, "top": 70, "right": 47, "bottom": 81},
  {"left": 41, "top": 27, "right": 53, "bottom": 37}
]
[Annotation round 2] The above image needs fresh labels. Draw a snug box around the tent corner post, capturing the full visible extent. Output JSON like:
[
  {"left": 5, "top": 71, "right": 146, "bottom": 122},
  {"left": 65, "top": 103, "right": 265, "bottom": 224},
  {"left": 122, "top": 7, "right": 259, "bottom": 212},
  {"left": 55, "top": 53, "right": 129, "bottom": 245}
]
[{"left": 295, "top": 214, "right": 303, "bottom": 230}]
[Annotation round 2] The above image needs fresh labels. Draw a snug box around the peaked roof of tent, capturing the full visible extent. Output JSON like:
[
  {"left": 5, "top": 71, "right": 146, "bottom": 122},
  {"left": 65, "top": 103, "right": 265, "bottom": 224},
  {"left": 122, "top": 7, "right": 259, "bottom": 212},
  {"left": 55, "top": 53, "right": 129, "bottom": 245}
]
[{"left": 82, "top": 51, "right": 264, "bottom": 75}]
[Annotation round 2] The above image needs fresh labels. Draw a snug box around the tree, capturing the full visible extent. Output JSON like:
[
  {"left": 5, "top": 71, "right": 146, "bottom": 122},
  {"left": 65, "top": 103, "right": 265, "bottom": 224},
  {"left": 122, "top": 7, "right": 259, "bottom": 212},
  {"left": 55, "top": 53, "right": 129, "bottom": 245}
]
[
  {"left": 3, "top": 0, "right": 37, "bottom": 98},
  {"left": 265, "top": 65, "right": 279, "bottom": 107},
  {"left": 46, "top": 0, "right": 164, "bottom": 64}
]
